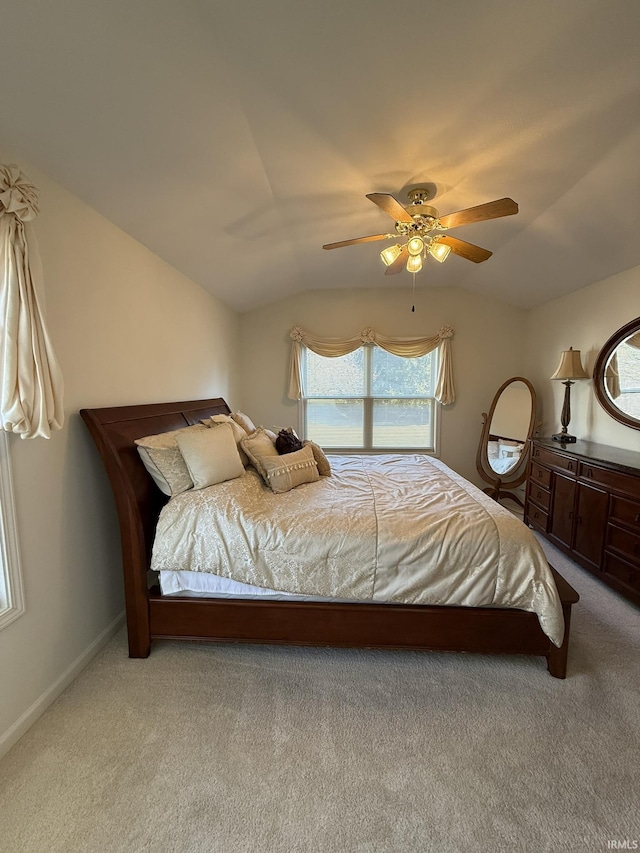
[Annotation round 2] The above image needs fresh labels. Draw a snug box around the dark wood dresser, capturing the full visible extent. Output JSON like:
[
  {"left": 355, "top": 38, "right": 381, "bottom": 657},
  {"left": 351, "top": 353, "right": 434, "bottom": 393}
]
[{"left": 524, "top": 438, "right": 640, "bottom": 606}]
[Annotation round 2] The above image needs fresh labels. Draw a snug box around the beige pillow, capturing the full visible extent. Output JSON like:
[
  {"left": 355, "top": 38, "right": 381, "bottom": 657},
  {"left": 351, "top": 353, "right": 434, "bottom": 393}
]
[
  {"left": 231, "top": 411, "right": 256, "bottom": 434},
  {"left": 303, "top": 440, "right": 331, "bottom": 477},
  {"left": 240, "top": 427, "right": 279, "bottom": 481},
  {"left": 261, "top": 445, "right": 320, "bottom": 494},
  {"left": 176, "top": 423, "right": 244, "bottom": 489},
  {"left": 201, "top": 414, "right": 250, "bottom": 465},
  {"left": 135, "top": 423, "right": 208, "bottom": 496}
]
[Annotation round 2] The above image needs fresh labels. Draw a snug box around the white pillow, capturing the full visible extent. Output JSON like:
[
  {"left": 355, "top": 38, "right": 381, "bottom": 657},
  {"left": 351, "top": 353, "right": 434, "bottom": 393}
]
[
  {"left": 201, "top": 414, "right": 250, "bottom": 465},
  {"left": 303, "top": 440, "right": 331, "bottom": 477},
  {"left": 135, "top": 423, "right": 208, "bottom": 496},
  {"left": 176, "top": 423, "right": 244, "bottom": 489},
  {"left": 240, "top": 427, "right": 279, "bottom": 482},
  {"left": 261, "top": 445, "right": 320, "bottom": 494},
  {"left": 231, "top": 411, "right": 257, "bottom": 434}
]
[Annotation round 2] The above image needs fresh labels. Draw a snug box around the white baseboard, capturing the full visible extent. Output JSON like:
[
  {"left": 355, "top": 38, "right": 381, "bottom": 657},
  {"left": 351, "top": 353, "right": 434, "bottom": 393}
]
[{"left": 0, "top": 611, "right": 125, "bottom": 759}]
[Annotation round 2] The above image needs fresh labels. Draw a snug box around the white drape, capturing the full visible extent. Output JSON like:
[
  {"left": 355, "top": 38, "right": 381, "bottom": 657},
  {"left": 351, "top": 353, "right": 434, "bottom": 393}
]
[
  {"left": 0, "top": 165, "right": 64, "bottom": 439},
  {"left": 288, "top": 324, "right": 455, "bottom": 405}
]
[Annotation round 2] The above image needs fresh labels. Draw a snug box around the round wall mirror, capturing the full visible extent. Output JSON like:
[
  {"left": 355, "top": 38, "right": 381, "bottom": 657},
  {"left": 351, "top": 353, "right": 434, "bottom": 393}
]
[
  {"left": 593, "top": 316, "right": 640, "bottom": 431},
  {"left": 476, "top": 377, "right": 536, "bottom": 507}
]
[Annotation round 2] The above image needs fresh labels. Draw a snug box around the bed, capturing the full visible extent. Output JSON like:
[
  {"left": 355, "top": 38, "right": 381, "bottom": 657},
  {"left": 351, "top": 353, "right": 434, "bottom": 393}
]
[{"left": 80, "top": 398, "right": 579, "bottom": 677}]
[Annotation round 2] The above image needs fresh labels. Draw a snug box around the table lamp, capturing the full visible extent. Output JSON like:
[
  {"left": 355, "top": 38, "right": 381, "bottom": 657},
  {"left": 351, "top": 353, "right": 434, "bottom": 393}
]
[{"left": 550, "top": 347, "right": 588, "bottom": 443}]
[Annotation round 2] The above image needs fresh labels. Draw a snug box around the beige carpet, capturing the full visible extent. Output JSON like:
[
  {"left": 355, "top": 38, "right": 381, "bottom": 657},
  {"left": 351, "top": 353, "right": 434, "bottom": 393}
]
[{"left": 1, "top": 537, "right": 639, "bottom": 853}]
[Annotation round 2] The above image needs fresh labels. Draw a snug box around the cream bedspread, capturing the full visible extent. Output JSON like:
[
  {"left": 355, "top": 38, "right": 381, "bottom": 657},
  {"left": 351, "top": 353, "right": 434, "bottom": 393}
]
[{"left": 151, "top": 454, "right": 564, "bottom": 646}]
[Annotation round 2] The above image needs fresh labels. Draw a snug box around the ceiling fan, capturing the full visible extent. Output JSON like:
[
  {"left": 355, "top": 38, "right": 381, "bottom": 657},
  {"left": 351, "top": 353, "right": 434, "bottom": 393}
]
[{"left": 322, "top": 188, "right": 518, "bottom": 275}]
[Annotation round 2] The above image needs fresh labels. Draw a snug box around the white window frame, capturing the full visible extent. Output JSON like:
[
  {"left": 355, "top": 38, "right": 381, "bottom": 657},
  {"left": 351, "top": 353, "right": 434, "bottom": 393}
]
[
  {"left": 300, "top": 344, "right": 440, "bottom": 454},
  {"left": 0, "top": 431, "right": 25, "bottom": 630}
]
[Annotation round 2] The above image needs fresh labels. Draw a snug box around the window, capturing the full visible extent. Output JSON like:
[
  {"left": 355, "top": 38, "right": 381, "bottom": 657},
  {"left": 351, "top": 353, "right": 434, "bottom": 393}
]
[
  {"left": 0, "top": 432, "right": 25, "bottom": 630},
  {"left": 302, "top": 345, "right": 438, "bottom": 451}
]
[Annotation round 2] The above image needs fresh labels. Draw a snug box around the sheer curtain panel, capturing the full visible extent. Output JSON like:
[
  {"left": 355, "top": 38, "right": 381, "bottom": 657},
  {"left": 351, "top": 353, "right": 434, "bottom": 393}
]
[{"left": 0, "top": 165, "right": 64, "bottom": 439}]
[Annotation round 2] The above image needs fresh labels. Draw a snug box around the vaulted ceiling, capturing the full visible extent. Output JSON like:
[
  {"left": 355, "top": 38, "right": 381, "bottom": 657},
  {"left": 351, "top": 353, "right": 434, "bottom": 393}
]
[{"left": 1, "top": 0, "right": 638, "bottom": 312}]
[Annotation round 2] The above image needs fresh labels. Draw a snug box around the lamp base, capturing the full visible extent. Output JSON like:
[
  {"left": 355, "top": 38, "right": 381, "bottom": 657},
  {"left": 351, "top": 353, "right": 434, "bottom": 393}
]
[{"left": 552, "top": 432, "right": 577, "bottom": 444}]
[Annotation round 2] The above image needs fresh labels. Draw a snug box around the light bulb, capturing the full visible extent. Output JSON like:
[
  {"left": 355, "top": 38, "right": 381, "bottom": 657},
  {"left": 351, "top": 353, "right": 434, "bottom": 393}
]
[
  {"left": 380, "top": 244, "right": 403, "bottom": 266},
  {"left": 406, "top": 254, "right": 423, "bottom": 273},
  {"left": 407, "top": 236, "right": 424, "bottom": 256}
]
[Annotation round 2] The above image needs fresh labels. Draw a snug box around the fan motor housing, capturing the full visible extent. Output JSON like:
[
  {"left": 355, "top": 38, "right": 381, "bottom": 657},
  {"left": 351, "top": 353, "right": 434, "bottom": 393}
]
[{"left": 404, "top": 189, "right": 439, "bottom": 224}]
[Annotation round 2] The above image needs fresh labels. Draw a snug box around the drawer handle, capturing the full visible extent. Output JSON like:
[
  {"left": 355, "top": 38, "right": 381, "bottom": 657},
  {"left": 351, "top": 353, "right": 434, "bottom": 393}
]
[
  {"left": 568, "top": 462, "right": 575, "bottom": 471},
  {"left": 635, "top": 513, "right": 640, "bottom": 524}
]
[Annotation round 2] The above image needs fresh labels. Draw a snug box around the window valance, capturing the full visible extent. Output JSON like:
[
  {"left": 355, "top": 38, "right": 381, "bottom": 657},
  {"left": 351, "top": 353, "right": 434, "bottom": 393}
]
[{"left": 288, "top": 324, "right": 455, "bottom": 405}]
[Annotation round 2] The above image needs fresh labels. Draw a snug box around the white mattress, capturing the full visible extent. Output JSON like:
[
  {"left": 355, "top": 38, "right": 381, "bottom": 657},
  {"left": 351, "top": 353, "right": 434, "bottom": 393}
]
[{"left": 160, "top": 569, "right": 335, "bottom": 601}]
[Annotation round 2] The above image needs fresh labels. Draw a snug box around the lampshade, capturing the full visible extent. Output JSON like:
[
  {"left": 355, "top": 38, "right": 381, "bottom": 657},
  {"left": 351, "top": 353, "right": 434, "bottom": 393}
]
[
  {"left": 550, "top": 347, "right": 589, "bottom": 381},
  {"left": 380, "top": 244, "right": 402, "bottom": 267},
  {"left": 406, "top": 254, "right": 423, "bottom": 273},
  {"left": 407, "top": 236, "right": 424, "bottom": 256},
  {"left": 428, "top": 241, "right": 452, "bottom": 263}
]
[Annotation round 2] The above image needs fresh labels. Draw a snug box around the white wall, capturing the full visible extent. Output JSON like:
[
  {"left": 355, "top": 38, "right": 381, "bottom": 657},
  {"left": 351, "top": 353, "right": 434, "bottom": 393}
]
[
  {"left": 238, "top": 286, "right": 529, "bottom": 485},
  {"left": 0, "top": 152, "right": 240, "bottom": 755},
  {"left": 525, "top": 265, "right": 640, "bottom": 452}
]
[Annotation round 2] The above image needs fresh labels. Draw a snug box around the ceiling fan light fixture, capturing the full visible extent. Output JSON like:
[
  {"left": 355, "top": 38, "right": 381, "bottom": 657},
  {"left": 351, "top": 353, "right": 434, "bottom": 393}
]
[
  {"left": 406, "top": 254, "right": 423, "bottom": 273},
  {"left": 407, "top": 236, "right": 424, "bottom": 256},
  {"left": 428, "top": 241, "right": 452, "bottom": 263},
  {"left": 380, "top": 244, "right": 403, "bottom": 267}
]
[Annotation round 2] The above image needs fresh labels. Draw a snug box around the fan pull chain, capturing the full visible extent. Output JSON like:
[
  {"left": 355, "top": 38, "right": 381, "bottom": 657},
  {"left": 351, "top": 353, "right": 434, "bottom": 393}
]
[{"left": 411, "top": 273, "right": 416, "bottom": 312}]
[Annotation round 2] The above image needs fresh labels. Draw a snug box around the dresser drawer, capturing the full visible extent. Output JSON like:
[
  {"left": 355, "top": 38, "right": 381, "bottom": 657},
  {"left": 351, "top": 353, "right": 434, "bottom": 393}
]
[
  {"left": 603, "top": 552, "right": 640, "bottom": 595},
  {"left": 579, "top": 463, "right": 640, "bottom": 500},
  {"left": 526, "top": 504, "right": 549, "bottom": 533},
  {"left": 607, "top": 524, "right": 640, "bottom": 567},
  {"left": 532, "top": 445, "right": 579, "bottom": 474},
  {"left": 528, "top": 483, "right": 551, "bottom": 512},
  {"left": 530, "top": 462, "right": 551, "bottom": 489},
  {"left": 609, "top": 494, "right": 640, "bottom": 532}
]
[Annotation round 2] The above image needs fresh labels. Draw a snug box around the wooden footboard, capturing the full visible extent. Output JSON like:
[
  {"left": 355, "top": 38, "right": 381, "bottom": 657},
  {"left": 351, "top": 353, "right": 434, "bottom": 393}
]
[{"left": 80, "top": 399, "right": 579, "bottom": 678}]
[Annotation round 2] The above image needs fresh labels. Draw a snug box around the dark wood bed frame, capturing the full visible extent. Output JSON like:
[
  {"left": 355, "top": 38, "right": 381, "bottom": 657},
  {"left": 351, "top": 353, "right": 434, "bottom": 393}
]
[{"left": 80, "top": 398, "right": 579, "bottom": 677}]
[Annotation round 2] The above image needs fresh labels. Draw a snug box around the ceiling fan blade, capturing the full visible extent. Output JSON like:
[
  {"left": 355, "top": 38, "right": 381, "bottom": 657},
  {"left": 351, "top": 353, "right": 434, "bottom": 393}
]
[
  {"left": 323, "top": 233, "right": 392, "bottom": 250},
  {"left": 366, "top": 193, "right": 415, "bottom": 224},
  {"left": 438, "top": 198, "right": 518, "bottom": 230},
  {"left": 436, "top": 235, "right": 493, "bottom": 263},
  {"left": 384, "top": 245, "right": 409, "bottom": 275}
]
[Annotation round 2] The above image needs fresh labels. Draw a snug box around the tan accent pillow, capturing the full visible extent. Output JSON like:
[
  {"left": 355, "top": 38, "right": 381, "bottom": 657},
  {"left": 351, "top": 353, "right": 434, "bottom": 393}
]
[
  {"left": 240, "top": 427, "right": 279, "bottom": 481},
  {"left": 231, "top": 411, "right": 257, "bottom": 434},
  {"left": 303, "top": 440, "right": 331, "bottom": 476},
  {"left": 261, "top": 445, "right": 320, "bottom": 494},
  {"left": 135, "top": 423, "right": 208, "bottom": 496},
  {"left": 201, "top": 414, "right": 250, "bottom": 465},
  {"left": 176, "top": 423, "right": 244, "bottom": 489}
]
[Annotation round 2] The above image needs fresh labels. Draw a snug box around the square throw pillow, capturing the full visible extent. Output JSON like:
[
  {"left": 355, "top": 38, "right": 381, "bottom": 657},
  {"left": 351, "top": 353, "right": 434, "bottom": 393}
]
[
  {"left": 231, "top": 411, "right": 257, "bottom": 434},
  {"left": 201, "top": 414, "right": 250, "bottom": 465},
  {"left": 240, "top": 427, "right": 279, "bottom": 481},
  {"left": 261, "top": 445, "right": 320, "bottom": 494},
  {"left": 135, "top": 423, "right": 208, "bottom": 496},
  {"left": 303, "top": 440, "right": 331, "bottom": 477},
  {"left": 176, "top": 422, "right": 244, "bottom": 489}
]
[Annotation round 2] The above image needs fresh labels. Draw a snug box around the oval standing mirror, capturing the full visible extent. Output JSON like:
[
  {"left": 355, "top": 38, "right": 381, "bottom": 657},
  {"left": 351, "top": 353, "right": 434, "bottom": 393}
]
[
  {"left": 477, "top": 377, "right": 536, "bottom": 507},
  {"left": 593, "top": 316, "right": 640, "bottom": 431}
]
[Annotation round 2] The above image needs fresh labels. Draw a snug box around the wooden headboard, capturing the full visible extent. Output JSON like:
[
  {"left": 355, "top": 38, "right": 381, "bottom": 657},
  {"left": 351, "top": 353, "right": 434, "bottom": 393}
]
[{"left": 80, "top": 398, "right": 231, "bottom": 576}]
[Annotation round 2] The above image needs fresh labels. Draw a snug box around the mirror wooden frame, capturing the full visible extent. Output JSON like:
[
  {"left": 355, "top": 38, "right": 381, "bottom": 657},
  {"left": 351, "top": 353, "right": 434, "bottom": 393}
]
[
  {"left": 593, "top": 316, "right": 640, "bottom": 431},
  {"left": 476, "top": 377, "right": 537, "bottom": 508}
]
